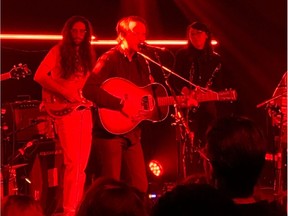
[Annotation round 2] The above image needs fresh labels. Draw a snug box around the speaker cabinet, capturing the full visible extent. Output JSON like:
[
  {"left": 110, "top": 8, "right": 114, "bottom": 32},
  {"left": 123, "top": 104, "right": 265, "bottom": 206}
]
[{"left": 29, "top": 139, "right": 64, "bottom": 216}]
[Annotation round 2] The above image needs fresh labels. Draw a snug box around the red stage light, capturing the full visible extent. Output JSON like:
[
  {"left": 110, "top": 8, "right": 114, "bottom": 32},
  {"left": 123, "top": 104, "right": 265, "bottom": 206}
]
[{"left": 149, "top": 160, "right": 164, "bottom": 177}]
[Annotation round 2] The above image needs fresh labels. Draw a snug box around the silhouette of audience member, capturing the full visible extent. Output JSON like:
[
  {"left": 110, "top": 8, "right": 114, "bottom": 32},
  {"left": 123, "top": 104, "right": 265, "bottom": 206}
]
[
  {"left": 205, "top": 116, "right": 286, "bottom": 216},
  {"left": 76, "top": 177, "right": 148, "bottom": 216},
  {"left": 1, "top": 194, "right": 44, "bottom": 216},
  {"left": 151, "top": 183, "right": 237, "bottom": 216}
]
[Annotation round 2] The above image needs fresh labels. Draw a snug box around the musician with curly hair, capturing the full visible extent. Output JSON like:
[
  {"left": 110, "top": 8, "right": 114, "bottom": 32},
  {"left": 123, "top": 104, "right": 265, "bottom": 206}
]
[{"left": 34, "top": 15, "right": 96, "bottom": 215}]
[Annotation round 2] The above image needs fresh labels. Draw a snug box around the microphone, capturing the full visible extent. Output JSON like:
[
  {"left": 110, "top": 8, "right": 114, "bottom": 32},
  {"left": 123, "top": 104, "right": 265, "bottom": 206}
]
[
  {"left": 138, "top": 42, "right": 166, "bottom": 51},
  {"left": 9, "top": 140, "right": 36, "bottom": 163}
]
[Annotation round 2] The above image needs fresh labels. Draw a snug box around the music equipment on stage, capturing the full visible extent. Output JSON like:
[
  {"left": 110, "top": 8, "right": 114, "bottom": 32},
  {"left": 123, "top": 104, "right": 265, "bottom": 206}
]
[
  {"left": 29, "top": 139, "right": 64, "bottom": 215},
  {"left": 3, "top": 139, "right": 64, "bottom": 215},
  {"left": 2, "top": 100, "right": 55, "bottom": 142},
  {"left": 98, "top": 77, "right": 237, "bottom": 134},
  {"left": 1, "top": 164, "right": 28, "bottom": 197},
  {"left": 257, "top": 71, "right": 287, "bottom": 205},
  {"left": 0, "top": 63, "right": 31, "bottom": 81}
]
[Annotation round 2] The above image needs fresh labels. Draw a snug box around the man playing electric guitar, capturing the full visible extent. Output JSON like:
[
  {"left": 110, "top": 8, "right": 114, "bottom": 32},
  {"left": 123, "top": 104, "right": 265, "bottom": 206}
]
[{"left": 34, "top": 16, "right": 96, "bottom": 215}]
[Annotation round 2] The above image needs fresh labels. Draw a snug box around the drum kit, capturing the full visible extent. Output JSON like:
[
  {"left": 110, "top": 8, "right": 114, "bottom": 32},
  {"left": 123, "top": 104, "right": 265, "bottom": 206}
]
[{"left": 257, "top": 72, "right": 287, "bottom": 203}]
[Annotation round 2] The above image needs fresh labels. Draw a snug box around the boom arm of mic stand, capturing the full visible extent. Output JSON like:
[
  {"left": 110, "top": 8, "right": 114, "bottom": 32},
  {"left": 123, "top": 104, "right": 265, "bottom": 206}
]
[
  {"left": 137, "top": 51, "right": 208, "bottom": 92},
  {"left": 256, "top": 93, "right": 286, "bottom": 108}
]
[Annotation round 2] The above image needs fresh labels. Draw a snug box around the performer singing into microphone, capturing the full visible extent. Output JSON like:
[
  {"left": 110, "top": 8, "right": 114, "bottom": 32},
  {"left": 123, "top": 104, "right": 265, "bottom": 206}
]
[
  {"left": 83, "top": 16, "right": 198, "bottom": 194},
  {"left": 172, "top": 22, "right": 224, "bottom": 169}
]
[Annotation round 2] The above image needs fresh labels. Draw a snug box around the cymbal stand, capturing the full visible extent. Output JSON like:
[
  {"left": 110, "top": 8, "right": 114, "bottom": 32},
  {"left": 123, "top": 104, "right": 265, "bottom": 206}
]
[{"left": 3, "top": 140, "right": 36, "bottom": 196}]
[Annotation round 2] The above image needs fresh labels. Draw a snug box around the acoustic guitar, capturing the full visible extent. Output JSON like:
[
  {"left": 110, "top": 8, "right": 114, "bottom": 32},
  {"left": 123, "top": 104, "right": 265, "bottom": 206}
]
[{"left": 98, "top": 77, "right": 237, "bottom": 134}]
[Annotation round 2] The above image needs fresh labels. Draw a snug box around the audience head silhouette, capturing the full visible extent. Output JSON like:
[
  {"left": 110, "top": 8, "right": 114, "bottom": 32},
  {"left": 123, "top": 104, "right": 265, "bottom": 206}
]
[
  {"left": 76, "top": 177, "right": 148, "bottom": 216},
  {"left": 1, "top": 194, "right": 44, "bottom": 216},
  {"left": 151, "top": 183, "right": 237, "bottom": 216},
  {"left": 206, "top": 116, "right": 267, "bottom": 198}
]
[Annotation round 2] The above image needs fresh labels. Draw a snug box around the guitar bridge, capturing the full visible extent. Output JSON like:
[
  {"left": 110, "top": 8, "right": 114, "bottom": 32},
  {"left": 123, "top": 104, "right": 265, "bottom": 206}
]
[{"left": 141, "top": 95, "right": 154, "bottom": 111}]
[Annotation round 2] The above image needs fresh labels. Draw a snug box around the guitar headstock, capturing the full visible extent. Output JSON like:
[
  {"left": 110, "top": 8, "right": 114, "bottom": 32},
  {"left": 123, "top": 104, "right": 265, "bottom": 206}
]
[
  {"left": 218, "top": 89, "right": 238, "bottom": 101},
  {"left": 10, "top": 63, "right": 32, "bottom": 79}
]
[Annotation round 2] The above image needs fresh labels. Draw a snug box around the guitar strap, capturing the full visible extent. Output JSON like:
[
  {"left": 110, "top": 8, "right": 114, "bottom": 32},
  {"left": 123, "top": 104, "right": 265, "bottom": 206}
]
[{"left": 144, "top": 59, "right": 154, "bottom": 84}]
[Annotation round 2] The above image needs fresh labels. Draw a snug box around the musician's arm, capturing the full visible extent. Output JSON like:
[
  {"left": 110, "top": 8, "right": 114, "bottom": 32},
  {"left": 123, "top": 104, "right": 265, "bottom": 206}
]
[
  {"left": 34, "top": 46, "right": 81, "bottom": 102},
  {"left": 82, "top": 59, "right": 123, "bottom": 111}
]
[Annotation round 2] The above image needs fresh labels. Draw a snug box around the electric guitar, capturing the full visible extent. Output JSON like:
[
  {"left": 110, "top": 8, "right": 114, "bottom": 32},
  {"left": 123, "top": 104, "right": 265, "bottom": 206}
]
[
  {"left": 98, "top": 77, "right": 237, "bottom": 135},
  {"left": 1, "top": 63, "right": 32, "bottom": 81},
  {"left": 43, "top": 81, "right": 93, "bottom": 118}
]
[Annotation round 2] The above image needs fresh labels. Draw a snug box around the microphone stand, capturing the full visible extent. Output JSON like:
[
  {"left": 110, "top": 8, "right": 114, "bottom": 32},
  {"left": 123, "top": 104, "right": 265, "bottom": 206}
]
[
  {"left": 2, "top": 140, "right": 36, "bottom": 196},
  {"left": 138, "top": 50, "right": 204, "bottom": 181}
]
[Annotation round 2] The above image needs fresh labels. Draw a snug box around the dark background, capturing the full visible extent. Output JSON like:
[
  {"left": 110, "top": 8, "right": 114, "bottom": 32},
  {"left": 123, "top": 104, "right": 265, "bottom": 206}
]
[{"left": 1, "top": 0, "right": 287, "bottom": 181}]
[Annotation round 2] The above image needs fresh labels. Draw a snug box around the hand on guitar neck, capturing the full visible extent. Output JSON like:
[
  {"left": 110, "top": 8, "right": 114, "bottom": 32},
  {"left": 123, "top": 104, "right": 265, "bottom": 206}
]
[
  {"left": 179, "top": 86, "right": 199, "bottom": 108},
  {"left": 1, "top": 63, "right": 31, "bottom": 81}
]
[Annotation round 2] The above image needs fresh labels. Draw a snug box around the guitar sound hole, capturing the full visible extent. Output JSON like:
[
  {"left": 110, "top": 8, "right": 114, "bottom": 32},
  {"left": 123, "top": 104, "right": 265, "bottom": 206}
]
[
  {"left": 141, "top": 95, "right": 154, "bottom": 111},
  {"left": 76, "top": 105, "right": 87, "bottom": 111}
]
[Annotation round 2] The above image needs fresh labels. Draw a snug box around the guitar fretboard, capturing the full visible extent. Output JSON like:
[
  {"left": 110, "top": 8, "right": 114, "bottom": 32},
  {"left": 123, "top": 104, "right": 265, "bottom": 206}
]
[
  {"left": 157, "top": 91, "right": 234, "bottom": 106},
  {"left": 157, "top": 96, "right": 185, "bottom": 106}
]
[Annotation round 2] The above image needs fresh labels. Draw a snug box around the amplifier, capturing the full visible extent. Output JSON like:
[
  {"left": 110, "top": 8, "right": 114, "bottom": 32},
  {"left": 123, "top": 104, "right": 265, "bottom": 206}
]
[{"left": 2, "top": 100, "right": 55, "bottom": 142}]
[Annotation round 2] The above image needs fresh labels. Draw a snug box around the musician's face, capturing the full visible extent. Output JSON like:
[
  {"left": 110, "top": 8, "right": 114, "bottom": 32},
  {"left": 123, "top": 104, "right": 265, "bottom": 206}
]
[
  {"left": 189, "top": 28, "right": 208, "bottom": 50},
  {"left": 126, "top": 21, "right": 147, "bottom": 52},
  {"left": 71, "top": 21, "right": 87, "bottom": 45}
]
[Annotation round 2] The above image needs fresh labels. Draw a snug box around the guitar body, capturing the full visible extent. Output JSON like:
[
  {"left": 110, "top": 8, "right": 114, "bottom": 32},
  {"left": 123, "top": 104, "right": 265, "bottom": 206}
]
[
  {"left": 44, "top": 97, "right": 91, "bottom": 118},
  {"left": 42, "top": 79, "right": 92, "bottom": 118},
  {"left": 99, "top": 78, "right": 169, "bottom": 134}
]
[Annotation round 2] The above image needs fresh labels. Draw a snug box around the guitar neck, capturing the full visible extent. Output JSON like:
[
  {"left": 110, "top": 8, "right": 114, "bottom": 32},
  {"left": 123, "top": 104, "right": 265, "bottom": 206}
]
[
  {"left": 157, "top": 91, "right": 233, "bottom": 106},
  {"left": 157, "top": 96, "right": 186, "bottom": 106},
  {"left": 0, "top": 72, "right": 11, "bottom": 81}
]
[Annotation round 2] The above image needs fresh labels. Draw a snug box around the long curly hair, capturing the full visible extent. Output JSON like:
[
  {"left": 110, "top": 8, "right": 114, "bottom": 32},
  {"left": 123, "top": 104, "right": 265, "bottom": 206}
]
[{"left": 59, "top": 15, "right": 96, "bottom": 79}]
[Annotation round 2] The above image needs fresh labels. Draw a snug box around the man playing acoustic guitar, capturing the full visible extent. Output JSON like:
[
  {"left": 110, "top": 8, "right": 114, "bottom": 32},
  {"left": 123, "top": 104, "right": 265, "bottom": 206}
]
[{"left": 82, "top": 16, "right": 198, "bottom": 195}]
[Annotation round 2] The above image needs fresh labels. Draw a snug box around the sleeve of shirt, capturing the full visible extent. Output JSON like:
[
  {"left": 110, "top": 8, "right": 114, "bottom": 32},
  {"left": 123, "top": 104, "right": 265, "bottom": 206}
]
[{"left": 82, "top": 53, "right": 123, "bottom": 110}]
